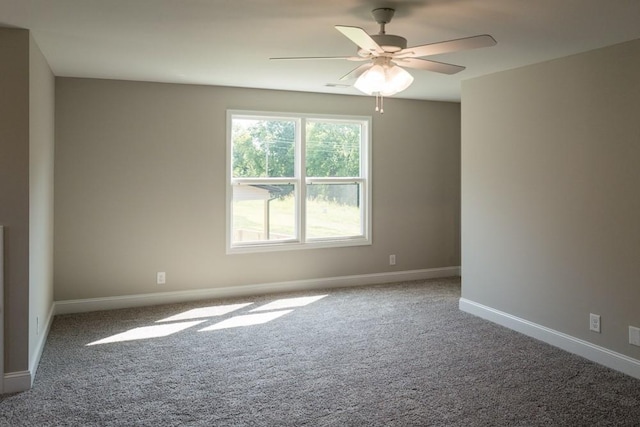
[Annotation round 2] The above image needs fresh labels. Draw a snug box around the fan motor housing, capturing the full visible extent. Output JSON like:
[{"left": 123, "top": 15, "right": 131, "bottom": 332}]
[{"left": 358, "top": 34, "right": 407, "bottom": 56}]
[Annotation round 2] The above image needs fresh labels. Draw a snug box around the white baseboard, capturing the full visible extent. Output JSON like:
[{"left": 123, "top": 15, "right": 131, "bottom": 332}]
[
  {"left": 3, "top": 371, "right": 31, "bottom": 394},
  {"left": 55, "top": 267, "right": 460, "bottom": 315},
  {"left": 459, "top": 298, "right": 640, "bottom": 380},
  {"left": 30, "top": 303, "right": 55, "bottom": 384},
  {"left": 2, "top": 304, "right": 55, "bottom": 394}
]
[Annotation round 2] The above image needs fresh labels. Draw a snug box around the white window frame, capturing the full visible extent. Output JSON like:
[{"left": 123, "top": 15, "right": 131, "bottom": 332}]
[{"left": 226, "top": 110, "right": 372, "bottom": 254}]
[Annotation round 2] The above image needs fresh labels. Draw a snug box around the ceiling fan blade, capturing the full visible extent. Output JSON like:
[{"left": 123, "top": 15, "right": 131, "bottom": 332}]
[
  {"left": 339, "top": 63, "right": 373, "bottom": 81},
  {"left": 395, "top": 58, "right": 465, "bottom": 75},
  {"left": 270, "top": 56, "right": 367, "bottom": 61},
  {"left": 398, "top": 34, "right": 496, "bottom": 58},
  {"left": 335, "top": 25, "right": 383, "bottom": 54}
]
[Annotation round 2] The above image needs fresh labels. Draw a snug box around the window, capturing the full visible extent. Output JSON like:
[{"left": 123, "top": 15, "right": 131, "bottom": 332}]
[{"left": 227, "top": 110, "right": 371, "bottom": 253}]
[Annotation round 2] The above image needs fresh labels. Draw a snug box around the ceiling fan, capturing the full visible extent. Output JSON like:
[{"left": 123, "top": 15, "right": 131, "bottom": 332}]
[{"left": 271, "top": 8, "right": 496, "bottom": 112}]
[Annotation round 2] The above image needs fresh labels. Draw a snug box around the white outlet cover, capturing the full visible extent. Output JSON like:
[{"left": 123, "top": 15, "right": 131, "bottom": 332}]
[
  {"left": 629, "top": 326, "right": 640, "bottom": 347},
  {"left": 589, "top": 313, "right": 601, "bottom": 333}
]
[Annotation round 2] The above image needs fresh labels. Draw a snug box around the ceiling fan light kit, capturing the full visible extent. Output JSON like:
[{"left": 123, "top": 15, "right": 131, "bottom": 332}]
[
  {"left": 353, "top": 57, "right": 414, "bottom": 113},
  {"left": 354, "top": 57, "right": 414, "bottom": 97},
  {"left": 270, "top": 7, "right": 496, "bottom": 113}
]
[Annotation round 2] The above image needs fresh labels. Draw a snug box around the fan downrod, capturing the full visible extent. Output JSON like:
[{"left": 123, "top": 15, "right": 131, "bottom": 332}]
[{"left": 371, "top": 8, "right": 395, "bottom": 32}]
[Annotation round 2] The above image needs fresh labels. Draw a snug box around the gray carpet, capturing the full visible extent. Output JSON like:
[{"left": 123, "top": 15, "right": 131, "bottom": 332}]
[{"left": 2, "top": 277, "right": 640, "bottom": 426}]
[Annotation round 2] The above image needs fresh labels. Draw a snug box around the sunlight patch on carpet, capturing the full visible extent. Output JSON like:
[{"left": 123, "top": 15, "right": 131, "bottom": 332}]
[
  {"left": 199, "top": 310, "right": 293, "bottom": 331},
  {"left": 250, "top": 295, "right": 328, "bottom": 312},
  {"left": 86, "top": 320, "right": 206, "bottom": 346},
  {"left": 86, "top": 295, "right": 327, "bottom": 344},
  {"left": 156, "top": 303, "right": 254, "bottom": 323}
]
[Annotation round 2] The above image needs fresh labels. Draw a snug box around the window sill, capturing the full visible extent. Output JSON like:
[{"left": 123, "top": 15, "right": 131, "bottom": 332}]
[{"left": 227, "top": 236, "right": 372, "bottom": 255}]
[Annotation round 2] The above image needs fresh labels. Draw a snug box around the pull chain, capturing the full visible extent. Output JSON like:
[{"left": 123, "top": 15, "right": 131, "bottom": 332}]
[{"left": 374, "top": 94, "right": 384, "bottom": 114}]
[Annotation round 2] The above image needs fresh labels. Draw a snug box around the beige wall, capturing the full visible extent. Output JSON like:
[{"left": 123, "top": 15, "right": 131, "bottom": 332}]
[
  {"left": 0, "top": 28, "right": 55, "bottom": 380},
  {"left": 0, "top": 28, "right": 30, "bottom": 373},
  {"left": 28, "top": 34, "right": 55, "bottom": 370},
  {"left": 461, "top": 39, "right": 640, "bottom": 359},
  {"left": 54, "top": 78, "right": 461, "bottom": 300}
]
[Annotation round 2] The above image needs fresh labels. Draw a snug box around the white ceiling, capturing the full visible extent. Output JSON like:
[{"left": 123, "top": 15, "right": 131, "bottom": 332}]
[{"left": 2, "top": 0, "right": 640, "bottom": 101}]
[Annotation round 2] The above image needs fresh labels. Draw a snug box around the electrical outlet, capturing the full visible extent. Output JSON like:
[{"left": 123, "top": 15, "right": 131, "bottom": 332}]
[
  {"left": 629, "top": 326, "right": 640, "bottom": 347},
  {"left": 590, "top": 313, "right": 601, "bottom": 333},
  {"left": 389, "top": 254, "right": 396, "bottom": 265},
  {"left": 157, "top": 272, "right": 166, "bottom": 285}
]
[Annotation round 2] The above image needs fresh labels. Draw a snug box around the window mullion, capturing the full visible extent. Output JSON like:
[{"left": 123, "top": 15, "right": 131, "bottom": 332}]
[{"left": 299, "top": 117, "right": 306, "bottom": 243}]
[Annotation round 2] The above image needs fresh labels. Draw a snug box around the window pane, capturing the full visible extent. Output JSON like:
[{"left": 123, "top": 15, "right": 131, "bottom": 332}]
[
  {"left": 232, "top": 184, "right": 296, "bottom": 244},
  {"left": 306, "top": 183, "right": 362, "bottom": 239},
  {"left": 306, "top": 121, "right": 361, "bottom": 178},
  {"left": 232, "top": 118, "right": 295, "bottom": 178}
]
